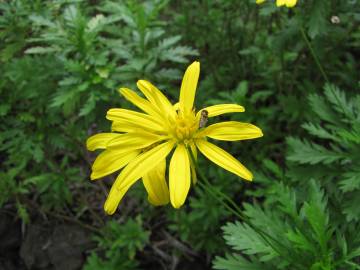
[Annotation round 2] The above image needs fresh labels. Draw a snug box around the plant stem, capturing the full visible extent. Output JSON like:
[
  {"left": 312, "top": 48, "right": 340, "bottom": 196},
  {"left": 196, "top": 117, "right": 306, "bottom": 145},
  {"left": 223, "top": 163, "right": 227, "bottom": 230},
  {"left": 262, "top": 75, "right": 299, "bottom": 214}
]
[
  {"left": 196, "top": 167, "right": 244, "bottom": 216},
  {"left": 300, "top": 26, "right": 349, "bottom": 118},
  {"left": 196, "top": 180, "right": 243, "bottom": 220},
  {"left": 300, "top": 27, "right": 329, "bottom": 83}
]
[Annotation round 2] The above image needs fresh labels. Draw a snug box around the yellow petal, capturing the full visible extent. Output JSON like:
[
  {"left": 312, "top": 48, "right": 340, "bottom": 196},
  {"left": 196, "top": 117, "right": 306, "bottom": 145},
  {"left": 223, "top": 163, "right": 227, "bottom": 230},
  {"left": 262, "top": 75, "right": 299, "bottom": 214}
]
[
  {"left": 142, "top": 159, "right": 169, "bottom": 206},
  {"left": 111, "top": 119, "right": 144, "bottom": 133},
  {"left": 91, "top": 150, "right": 139, "bottom": 180},
  {"left": 118, "top": 88, "right": 161, "bottom": 117},
  {"left": 173, "top": 102, "right": 180, "bottom": 111},
  {"left": 196, "top": 104, "right": 245, "bottom": 119},
  {"left": 179, "top": 61, "right": 200, "bottom": 114},
  {"left": 197, "top": 121, "right": 263, "bottom": 141},
  {"left": 276, "top": 0, "right": 286, "bottom": 6},
  {"left": 256, "top": 0, "right": 266, "bottom": 4},
  {"left": 285, "top": 0, "right": 297, "bottom": 7},
  {"left": 104, "top": 141, "right": 174, "bottom": 215},
  {"left": 103, "top": 184, "right": 128, "bottom": 215},
  {"left": 137, "top": 80, "right": 176, "bottom": 119},
  {"left": 106, "top": 108, "right": 164, "bottom": 131},
  {"left": 169, "top": 144, "right": 191, "bottom": 208},
  {"left": 86, "top": 133, "right": 121, "bottom": 151},
  {"left": 195, "top": 139, "right": 253, "bottom": 181},
  {"left": 106, "top": 132, "right": 167, "bottom": 150}
]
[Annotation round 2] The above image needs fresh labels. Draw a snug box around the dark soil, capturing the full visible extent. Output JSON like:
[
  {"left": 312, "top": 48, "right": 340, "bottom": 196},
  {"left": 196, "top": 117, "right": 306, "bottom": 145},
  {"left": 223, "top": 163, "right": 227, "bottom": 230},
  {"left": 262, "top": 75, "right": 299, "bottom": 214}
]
[{"left": 0, "top": 211, "right": 93, "bottom": 270}]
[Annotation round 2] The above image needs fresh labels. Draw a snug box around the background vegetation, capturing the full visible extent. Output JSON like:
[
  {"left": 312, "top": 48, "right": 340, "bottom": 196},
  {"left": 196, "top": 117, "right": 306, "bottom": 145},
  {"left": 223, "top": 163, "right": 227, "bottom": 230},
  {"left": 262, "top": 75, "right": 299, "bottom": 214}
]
[{"left": 0, "top": 0, "right": 359, "bottom": 269}]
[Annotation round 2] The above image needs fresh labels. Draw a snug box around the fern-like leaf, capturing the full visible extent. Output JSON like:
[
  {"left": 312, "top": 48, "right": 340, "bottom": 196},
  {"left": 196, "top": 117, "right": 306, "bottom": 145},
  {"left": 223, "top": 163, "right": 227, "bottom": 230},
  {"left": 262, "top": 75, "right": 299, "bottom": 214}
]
[
  {"left": 287, "top": 137, "right": 346, "bottom": 165},
  {"left": 222, "top": 221, "right": 277, "bottom": 262},
  {"left": 213, "top": 254, "right": 267, "bottom": 270},
  {"left": 324, "top": 84, "right": 355, "bottom": 121}
]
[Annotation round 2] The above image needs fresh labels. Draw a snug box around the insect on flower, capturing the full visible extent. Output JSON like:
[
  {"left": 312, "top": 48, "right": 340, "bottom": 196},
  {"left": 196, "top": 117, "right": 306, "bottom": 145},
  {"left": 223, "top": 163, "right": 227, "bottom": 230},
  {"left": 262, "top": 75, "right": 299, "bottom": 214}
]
[
  {"left": 86, "top": 61, "right": 263, "bottom": 215},
  {"left": 199, "top": 110, "right": 208, "bottom": 128}
]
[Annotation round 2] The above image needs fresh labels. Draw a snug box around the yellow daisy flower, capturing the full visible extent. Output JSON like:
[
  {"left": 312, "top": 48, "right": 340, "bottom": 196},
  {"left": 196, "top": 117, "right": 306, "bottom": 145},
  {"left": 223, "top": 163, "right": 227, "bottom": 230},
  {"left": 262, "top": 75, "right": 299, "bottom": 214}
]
[
  {"left": 87, "top": 61, "right": 263, "bottom": 215},
  {"left": 256, "top": 0, "right": 297, "bottom": 7},
  {"left": 276, "top": 0, "right": 297, "bottom": 7}
]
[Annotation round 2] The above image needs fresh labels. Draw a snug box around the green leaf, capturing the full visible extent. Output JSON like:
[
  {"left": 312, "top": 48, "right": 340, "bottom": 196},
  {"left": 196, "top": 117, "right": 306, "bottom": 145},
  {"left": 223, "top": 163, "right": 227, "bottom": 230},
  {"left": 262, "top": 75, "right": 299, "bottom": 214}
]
[
  {"left": 87, "top": 14, "right": 106, "bottom": 32},
  {"left": 303, "top": 182, "right": 331, "bottom": 254},
  {"left": 324, "top": 84, "right": 355, "bottom": 121},
  {"left": 286, "top": 229, "right": 314, "bottom": 253},
  {"left": 307, "top": 0, "right": 328, "bottom": 38},
  {"left": 340, "top": 171, "right": 360, "bottom": 192},
  {"left": 222, "top": 221, "right": 276, "bottom": 262},
  {"left": 301, "top": 122, "right": 338, "bottom": 141},
  {"left": 79, "top": 94, "right": 96, "bottom": 116},
  {"left": 308, "top": 94, "right": 337, "bottom": 124},
  {"left": 213, "top": 254, "right": 267, "bottom": 270},
  {"left": 29, "top": 15, "right": 56, "bottom": 27},
  {"left": 287, "top": 137, "right": 346, "bottom": 165},
  {"left": 262, "top": 159, "right": 283, "bottom": 179},
  {"left": 25, "top": 46, "right": 59, "bottom": 54},
  {"left": 342, "top": 191, "right": 360, "bottom": 222},
  {"left": 16, "top": 201, "right": 30, "bottom": 223}
]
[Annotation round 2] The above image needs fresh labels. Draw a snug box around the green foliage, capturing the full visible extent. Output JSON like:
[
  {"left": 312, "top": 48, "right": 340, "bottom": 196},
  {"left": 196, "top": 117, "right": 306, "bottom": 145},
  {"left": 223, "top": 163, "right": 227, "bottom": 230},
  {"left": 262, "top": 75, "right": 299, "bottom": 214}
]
[
  {"left": 95, "top": 217, "right": 150, "bottom": 259},
  {"left": 214, "top": 179, "right": 359, "bottom": 270},
  {"left": 0, "top": 0, "right": 38, "bottom": 61},
  {"left": 288, "top": 84, "right": 360, "bottom": 222},
  {"left": 84, "top": 217, "right": 149, "bottom": 269},
  {"left": 213, "top": 84, "right": 360, "bottom": 269},
  {"left": 99, "top": 1, "right": 198, "bottom": 84},
  {"left": 168, "top": 187, "right": 228, "bottom": 254},
  {"left": 84, "top": 253, "right": 138, "bottom": 270}
]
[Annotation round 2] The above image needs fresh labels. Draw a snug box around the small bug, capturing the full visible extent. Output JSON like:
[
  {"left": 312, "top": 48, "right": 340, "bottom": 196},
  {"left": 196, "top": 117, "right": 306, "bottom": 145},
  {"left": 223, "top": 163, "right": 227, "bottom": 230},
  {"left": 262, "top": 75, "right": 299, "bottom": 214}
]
[{"left": 199, "top": 110, "right": 209, "bottom": 128}]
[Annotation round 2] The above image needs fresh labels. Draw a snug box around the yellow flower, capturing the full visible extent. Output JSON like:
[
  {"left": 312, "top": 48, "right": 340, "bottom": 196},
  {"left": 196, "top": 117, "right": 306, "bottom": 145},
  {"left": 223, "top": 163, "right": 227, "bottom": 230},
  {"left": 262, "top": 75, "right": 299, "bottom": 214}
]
[
  {"left": 256, "top": 0, "right": 297, "bottom": 7},
  {"left": 87, "top": 61, "right": 263, "bottom": 215},
  {"left": 276, "top": 0, "right": 297, "bottom": 8}
]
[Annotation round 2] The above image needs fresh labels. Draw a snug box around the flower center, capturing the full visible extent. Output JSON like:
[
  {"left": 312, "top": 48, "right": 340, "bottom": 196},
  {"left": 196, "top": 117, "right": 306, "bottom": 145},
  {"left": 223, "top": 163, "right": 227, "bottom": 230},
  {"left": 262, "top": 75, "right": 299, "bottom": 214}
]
[{"left": 171, "top": 111, "right": 199, "bottom": 143}]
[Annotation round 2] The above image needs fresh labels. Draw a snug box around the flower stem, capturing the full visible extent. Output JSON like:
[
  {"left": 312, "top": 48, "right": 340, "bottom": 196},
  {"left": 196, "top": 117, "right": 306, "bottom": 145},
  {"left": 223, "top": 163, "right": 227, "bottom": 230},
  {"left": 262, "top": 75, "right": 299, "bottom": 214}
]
[
  {"left": 198, "top": 170, "right": 244, "bottom": 215},
  {"left": 196, "top": 180, "right": 244, "bottom": 220},
  {"left": 300, "top": 26, "right": 349, "bottom": 118},
  {"left": 300, "top": 27, "right": 329, "bottom": 83}
]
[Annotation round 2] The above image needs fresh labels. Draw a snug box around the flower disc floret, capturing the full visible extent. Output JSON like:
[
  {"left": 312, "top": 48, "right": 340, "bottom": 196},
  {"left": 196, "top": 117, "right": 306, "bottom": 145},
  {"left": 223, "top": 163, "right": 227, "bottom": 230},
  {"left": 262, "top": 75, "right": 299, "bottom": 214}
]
[{"left": 170, "top": 111, "right": 199, "bottom": 142}]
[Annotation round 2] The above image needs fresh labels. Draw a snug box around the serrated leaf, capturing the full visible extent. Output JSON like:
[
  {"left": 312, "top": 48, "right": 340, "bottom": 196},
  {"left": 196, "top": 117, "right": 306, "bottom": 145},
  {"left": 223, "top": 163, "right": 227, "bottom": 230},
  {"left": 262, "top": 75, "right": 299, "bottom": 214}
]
[
  {"left": 51, "top": 90, "right": 76, "bottom": 108},
  {"left": 287, "top": 137, "right": 346, "bottom": 165},
  {"left": 342, "top": 191, "right": 360, "bottom": 222},
  {"left": 286, "top": 229, "right": 314, "bottom": 253},
  {"left": 222, "top": 221, "right": 276, "bottom": 262},
  {"left": 262, "top": 159, "right": 283, "bottom": 178},
  {"left": 29, "top": 15, "right": 56, "bottom": 27},
  {"left": 308, "top": 94, "right": 337, "bottom": 124},
  {"left": 324, "top": 84, "right": 355, "bottom": 121},
  {"left": 79, "top": 94, "right": 96, "bottom": 116},
  {"left": 339, "top": 171, "right": 360, "bottom": 192},
  {"left": 307, "top": 0, "right": 328, "bottom": 38},
  {"left": 87, "top": 14, "right": 105, "bottom": 32},
  {"left": 337, "top": 129, "right": 360, "bottom": 144},
  {"left": 301, "top": 122, "right": 338, "bottom": 141},
  {"left": 158, "top": 35, "right": 182, "bottom": 49},
  {"left": 302, "top": 185, "right": 330, "bottom": 250},
  {"left": 25, "top": 46, "right": 59, "bottom": 54}
]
